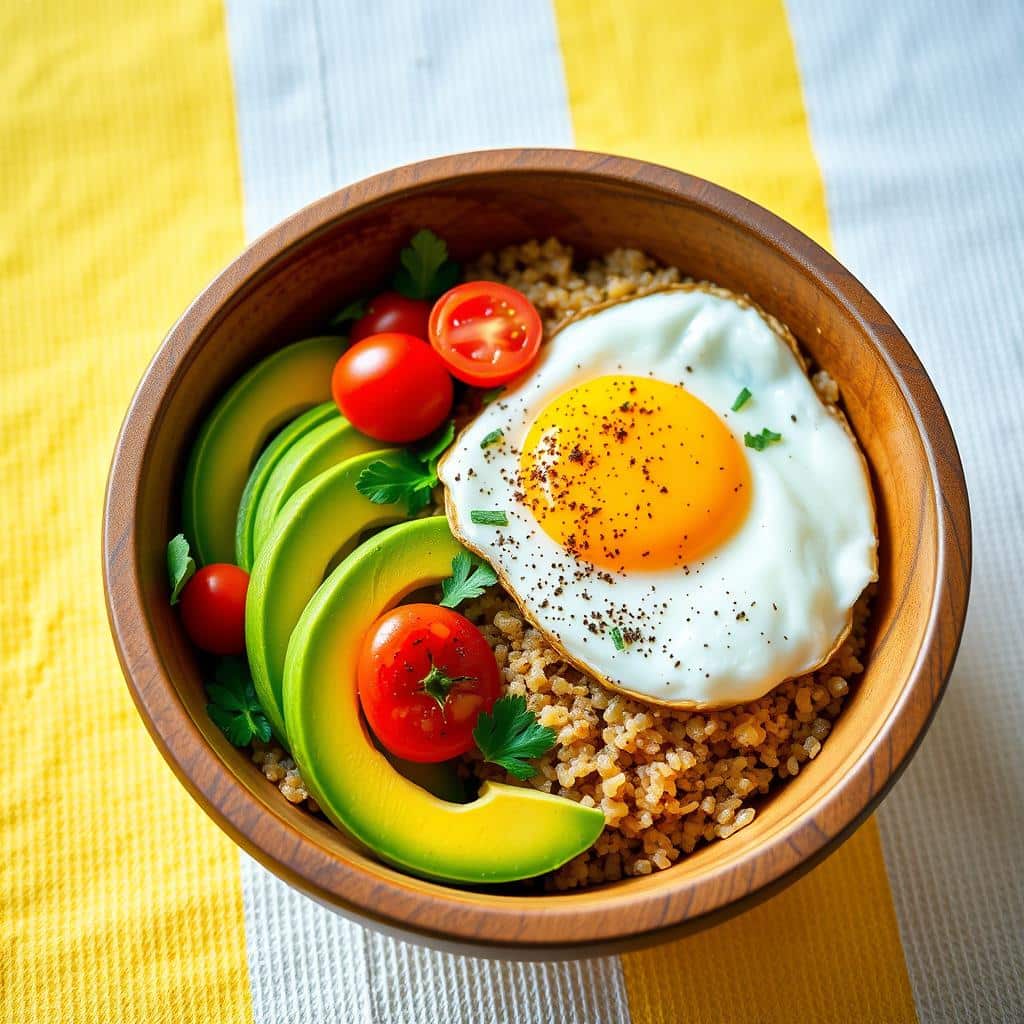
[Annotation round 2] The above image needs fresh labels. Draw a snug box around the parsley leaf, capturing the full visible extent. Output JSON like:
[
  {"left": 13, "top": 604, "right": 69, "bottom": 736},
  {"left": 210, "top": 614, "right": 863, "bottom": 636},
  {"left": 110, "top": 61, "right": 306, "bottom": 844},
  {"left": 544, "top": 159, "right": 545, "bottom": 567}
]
[
  {"left": 480, "top": 386, "right": 505, "bottom": 406},
  {"left": 472, "top": 695, "right": 557, "bottom": 780},
  {"left": 392, "top": 229, "right": 460, "bottom": 300},
  {"left": 356, "top": 451, "right": 437, "bottom": 515},
  {"left": 167, "top": 533, "right": 195, "bottom": 605},
  {"left": 206, "top": 658, "right": 272, "bottom": 747},
  {"left": 439, "top": 551, "right": 499, "bottom": 609},
  {"left": 744, "top": 428, "right": 783, "bottom": 451},
  {"left": 355, "top": 420, "right": 455, "bottom": 515},
  {"left": 731, "top": 387, "right": 752, "bottom": 411},
  {"left": 480, "top": 429, "right": 503, "bottom": 449},
  {"left": 416, "top": 418, "right": 456, "bottom": 469},
  {"left": 327, "top": 297, "right": 367, "bottom": 330}
]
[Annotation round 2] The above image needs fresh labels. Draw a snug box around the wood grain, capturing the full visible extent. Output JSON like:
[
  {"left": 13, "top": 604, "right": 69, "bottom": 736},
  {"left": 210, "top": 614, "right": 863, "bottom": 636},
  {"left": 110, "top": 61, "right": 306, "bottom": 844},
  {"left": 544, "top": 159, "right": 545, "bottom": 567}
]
[{"left": 102, "top": 150, "right": 971, "bottom": 958}]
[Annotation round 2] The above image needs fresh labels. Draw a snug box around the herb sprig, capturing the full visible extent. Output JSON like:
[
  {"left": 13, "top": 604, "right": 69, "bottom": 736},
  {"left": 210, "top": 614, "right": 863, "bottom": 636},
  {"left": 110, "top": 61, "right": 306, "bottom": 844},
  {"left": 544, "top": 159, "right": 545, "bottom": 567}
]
[
  {"left": 393, "top": 229, "right": 460, "bottom": 301},
  {"left": 731, "top": 387, "right": 752, "bottom": 411},
  {"left": 355, "top": 419, "right": 455, "bottom": 515},
  {"left": 439, "top": 551, "right": 498, "bottom": 609},
  {"left": 472, "top": 695, "right": 557, "bottom": 780},
  {"left": 206, "top": 658, "right": 272, "bottom": 747},
  {"left": 167, "top": 534, "right": 195, "bottom": 605},
  {"left": 744, "top": 428, "right": 782, "bottom": 451},
  {"left": 470, "top": 510, "right": 508, "bottom": 526}
]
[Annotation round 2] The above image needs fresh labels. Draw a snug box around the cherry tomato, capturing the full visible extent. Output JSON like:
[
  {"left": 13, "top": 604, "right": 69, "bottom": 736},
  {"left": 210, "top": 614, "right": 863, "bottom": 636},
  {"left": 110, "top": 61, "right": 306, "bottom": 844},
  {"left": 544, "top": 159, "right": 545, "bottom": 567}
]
[
  {"left": 180, "top": 564, "right": 249, "bottom": 655},
  {"left": 350, "top": 292, "right": 431, "bottom": 344},
  {"left": 428, "top": 282, "right": 542, "bottom": 387},
  {"left": 331, "top": 333, "right": 453, "bottom": 442},
  {"left": 357, "top": 604, "right": 501, "bottom": 762}
]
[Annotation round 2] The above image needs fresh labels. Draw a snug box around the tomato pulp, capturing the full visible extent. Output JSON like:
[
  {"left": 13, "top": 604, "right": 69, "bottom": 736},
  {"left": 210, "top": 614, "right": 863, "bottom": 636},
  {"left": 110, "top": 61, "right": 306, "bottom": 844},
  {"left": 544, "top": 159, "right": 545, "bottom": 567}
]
[{"left": 428, "top": 282, "right": 542, "bottom": 387}]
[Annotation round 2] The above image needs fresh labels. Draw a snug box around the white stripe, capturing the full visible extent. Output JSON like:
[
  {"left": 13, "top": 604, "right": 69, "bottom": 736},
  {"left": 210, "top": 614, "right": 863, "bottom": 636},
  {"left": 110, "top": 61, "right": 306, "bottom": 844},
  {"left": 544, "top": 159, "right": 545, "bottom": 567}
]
[
  {"left": 225, "top": 0, "right": 573, "bottom": 238},
  {"left": 239, "top": 852, "right": 631, "bottom": 1024},
  {"left": 786, "top": 2, "right": 1024, "bottom": 1020},
  {"left": 239, "top": 854, "right": 372, "bottom": 1022},
  {"left": 225, "top": 4, "right": 632, "bottom": 1021}
]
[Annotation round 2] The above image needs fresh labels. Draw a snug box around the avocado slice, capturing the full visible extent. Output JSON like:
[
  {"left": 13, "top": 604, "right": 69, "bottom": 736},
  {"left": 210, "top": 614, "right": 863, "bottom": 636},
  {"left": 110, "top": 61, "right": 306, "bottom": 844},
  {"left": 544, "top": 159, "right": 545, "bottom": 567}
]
[
  {"left": 234, "top": 402, "right": 338, "bottom": 570},
  {"left": 283, "top": 516, "right": 606, "bottom": 884},
  {"left": 250, "top": 415, "right": 380, "bottom": 559},
  {"left": 246, "top": 449, "right": 406, "bottom": 741},
  {"left": 182, "top": 336, "right": 346, "bottom": 565}
]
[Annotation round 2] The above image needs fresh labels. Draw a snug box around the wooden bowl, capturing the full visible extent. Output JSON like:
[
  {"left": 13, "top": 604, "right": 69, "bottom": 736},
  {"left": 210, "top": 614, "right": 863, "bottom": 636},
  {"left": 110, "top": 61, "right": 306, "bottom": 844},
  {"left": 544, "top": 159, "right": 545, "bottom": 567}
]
[{"left": 103, "top": 149, "right": 970, "bottom": 958}]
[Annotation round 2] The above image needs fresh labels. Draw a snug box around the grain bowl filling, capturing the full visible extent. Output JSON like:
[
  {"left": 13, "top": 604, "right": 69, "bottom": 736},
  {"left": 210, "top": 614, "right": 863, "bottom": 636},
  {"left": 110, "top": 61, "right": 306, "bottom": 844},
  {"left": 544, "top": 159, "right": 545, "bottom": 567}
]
[{"left": 246, "top": 239, "right": 875, "bottom": 891}]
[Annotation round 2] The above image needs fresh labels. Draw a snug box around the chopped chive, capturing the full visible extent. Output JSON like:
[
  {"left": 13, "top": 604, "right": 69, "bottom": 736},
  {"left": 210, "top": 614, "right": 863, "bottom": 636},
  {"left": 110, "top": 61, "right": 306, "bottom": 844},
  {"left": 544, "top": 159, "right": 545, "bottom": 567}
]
[
  {"left": 480, "top": 429, "right": 504, "bottom": 449},
  {"left": 731, "top": 387, "right": 752, "bottom": 411},
  {"left": 744, "top": 428, "right": 783, "bottom": 451},
  {"left": 470, "top": 509, "right": 508, "bottom": 526},
  {"left": 610, "top": 626, "right": 626, "bottom": 651}
]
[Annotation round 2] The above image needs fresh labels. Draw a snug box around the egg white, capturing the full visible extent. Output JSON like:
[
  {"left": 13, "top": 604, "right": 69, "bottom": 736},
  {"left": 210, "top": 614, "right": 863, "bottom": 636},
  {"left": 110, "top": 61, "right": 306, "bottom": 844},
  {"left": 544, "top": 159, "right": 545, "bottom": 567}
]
[{"left": 438, "top": 285, "right": 878, "bottom": 707}]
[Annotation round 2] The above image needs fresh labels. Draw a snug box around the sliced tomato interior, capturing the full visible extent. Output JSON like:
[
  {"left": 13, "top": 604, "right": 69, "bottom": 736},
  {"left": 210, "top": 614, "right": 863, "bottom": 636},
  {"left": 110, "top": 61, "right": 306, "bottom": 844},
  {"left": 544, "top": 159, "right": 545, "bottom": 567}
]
[{"left": 429, "top": 283, "right": 542, "bottom": 385}]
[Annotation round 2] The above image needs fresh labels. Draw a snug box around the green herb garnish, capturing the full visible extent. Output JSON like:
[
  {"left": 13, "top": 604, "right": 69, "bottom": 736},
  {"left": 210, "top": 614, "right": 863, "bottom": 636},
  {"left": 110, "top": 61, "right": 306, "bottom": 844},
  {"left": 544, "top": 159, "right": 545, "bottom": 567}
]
[
  {"left": 416, "top": 418, "right": 456, "bottom": 469},
  {"left": 356, "top": 451, "right": 438, "bottom": 515},
  {"left": 731, "top": 387, "right": 752, "bottom": 411},
  {"left": 472, "top": 695, "right": 557, "bottom": 780},
  {"left": 205, "top": 658, "right": 272, "bottom": 747},
  {"left": 167, "top": 533, "right": 195, "bottom": 605},
  {"left": 611, "top": 626, "right": 626, "bottom": 651},
  {"left": 327, "top": 297, "right": 367, "bottom": 330},
  {"left": 744, "top": 428, "right": 783, "bottom": 451},
  {"left": 392, "top": 229, "right": 459, "bottom": 300},
  {"left": 355, "top": 419, "right": 455, "bottom": 515},
  {"left": 470, "top": 510, "right": 508, "bottom": 526},
  {"left": 480, "top": 429, "right": 503, "bottom": 449},
  {"left": 439, "top": 551, "right": 499, "bottom": 608},
  {"left": 481, "top": 386, "right": 505, "bottom": 406}
]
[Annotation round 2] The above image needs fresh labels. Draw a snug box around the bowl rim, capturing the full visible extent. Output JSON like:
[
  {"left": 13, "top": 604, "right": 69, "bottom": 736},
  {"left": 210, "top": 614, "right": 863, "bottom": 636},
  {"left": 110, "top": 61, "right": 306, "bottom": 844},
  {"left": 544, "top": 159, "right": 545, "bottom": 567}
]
[{"left": 103, "top": 147, "right": 971, "bottom": 954}]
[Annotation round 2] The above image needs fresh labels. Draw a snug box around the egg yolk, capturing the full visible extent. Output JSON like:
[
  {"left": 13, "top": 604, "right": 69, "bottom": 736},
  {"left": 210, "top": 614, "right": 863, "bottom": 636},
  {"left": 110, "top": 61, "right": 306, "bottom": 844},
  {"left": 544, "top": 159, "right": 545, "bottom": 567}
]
[{"left": 517, "top": 376, "right": 751, "bottom": 571}]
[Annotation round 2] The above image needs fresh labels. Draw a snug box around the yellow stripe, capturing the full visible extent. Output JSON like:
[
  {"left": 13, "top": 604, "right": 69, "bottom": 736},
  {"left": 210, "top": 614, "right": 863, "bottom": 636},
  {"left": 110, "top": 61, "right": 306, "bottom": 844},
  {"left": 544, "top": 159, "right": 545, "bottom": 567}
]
[
  {"left": 0, "top": 3, "right": 252, "bottom": 1021},
  {"left": 552, "top": 2, "right": 917, "bottom": 1020}
]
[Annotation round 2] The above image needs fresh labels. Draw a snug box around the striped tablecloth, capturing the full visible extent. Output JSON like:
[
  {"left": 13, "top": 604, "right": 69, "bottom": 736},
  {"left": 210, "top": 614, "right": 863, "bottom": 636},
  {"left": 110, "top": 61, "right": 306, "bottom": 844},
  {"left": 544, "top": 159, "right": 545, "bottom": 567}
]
[{"left": 2, "top": 2, "right": 1021, "bottom": 1021}]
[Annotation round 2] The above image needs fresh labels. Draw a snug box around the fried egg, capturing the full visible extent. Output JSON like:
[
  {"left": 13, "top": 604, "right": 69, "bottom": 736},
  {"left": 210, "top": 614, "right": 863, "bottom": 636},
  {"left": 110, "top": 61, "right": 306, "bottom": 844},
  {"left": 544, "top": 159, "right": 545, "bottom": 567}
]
[{"left": 438, "top": 286, "right": 877, "bottom": 707}]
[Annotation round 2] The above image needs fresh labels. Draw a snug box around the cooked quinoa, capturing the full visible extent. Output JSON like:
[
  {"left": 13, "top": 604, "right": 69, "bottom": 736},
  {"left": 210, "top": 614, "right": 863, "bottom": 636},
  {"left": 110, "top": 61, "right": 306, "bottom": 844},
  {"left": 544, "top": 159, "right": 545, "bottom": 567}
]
[{"left": 252, "top": 239, "right": 873, "bottom": 891}]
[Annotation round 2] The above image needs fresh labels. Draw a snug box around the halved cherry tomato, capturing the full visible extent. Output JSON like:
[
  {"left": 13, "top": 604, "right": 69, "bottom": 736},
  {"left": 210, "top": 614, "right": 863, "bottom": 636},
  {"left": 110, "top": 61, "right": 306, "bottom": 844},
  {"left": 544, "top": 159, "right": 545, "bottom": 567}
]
[
  {"left": 357, "top": 604, "right": 501, "bottom": 762},
  {"left": 350, "top": 292, "right": 431, "bottom": 344},
  {"left": 428, "top": 282, "right": 542, "bottom": 387},
  {"left": 180, "top": 564, "right": 249, "bottom": 655},
  {"left": 331, "top": 332, "right": 453, "bottom": 442}
]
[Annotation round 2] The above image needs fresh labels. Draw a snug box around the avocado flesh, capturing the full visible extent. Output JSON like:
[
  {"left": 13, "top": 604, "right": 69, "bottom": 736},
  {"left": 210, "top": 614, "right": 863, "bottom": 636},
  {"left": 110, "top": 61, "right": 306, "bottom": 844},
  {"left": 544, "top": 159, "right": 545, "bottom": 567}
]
[
  {"left": 246, "top": 450, "right": 406, "bottom": 742},
  {"left": 251, "top": 416, "right": 381, "bottom": 559},
  {"left": 234, "top": 402, "right": 338, "bottom": 570},
  {"left": 282, "top": 516, "right": 606, "bottom": 884},
  {"left": 182, "top": 336, "right": 346, "bottom": 566}
]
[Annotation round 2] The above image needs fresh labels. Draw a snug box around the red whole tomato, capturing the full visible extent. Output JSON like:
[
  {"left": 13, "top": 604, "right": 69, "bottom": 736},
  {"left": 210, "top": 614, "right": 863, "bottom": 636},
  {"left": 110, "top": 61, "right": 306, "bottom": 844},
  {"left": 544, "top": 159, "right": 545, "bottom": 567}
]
[
  {"left": 350, "top": 292, "right": 431, "bottom": 343},
  {"left": 428, "top": 282, "right": 542, "bottom": 387},
  {"left": 331, "top": 332, "right": 453, "bottom": 442},
  {"left": 180, "top": 564, "right": 249, "bottom": 655},
  {"left": 357, "top": 604, "right": 501, "bottom": 762}
]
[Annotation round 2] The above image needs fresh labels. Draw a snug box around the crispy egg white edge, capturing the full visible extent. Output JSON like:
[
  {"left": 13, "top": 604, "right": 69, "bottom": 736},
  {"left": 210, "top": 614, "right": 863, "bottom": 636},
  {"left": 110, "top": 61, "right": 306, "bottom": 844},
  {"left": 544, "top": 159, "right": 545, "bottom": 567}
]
[{"left": 438, "top": 284, "right": 879, "bottom": 708}]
